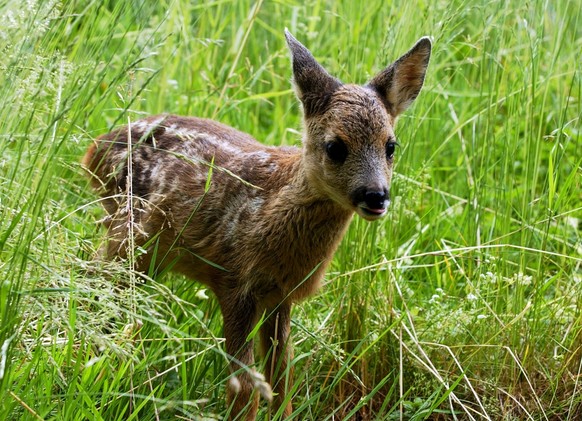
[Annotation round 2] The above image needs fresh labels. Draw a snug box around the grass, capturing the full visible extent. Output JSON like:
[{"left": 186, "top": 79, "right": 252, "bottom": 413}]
[{"left": 0, "top": 0, "right": 581, "bottom": 419}]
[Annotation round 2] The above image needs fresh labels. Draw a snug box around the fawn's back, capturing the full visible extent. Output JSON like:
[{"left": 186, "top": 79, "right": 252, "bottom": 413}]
[{"left": 83, "top": 31, "right": 431, "bottom": 420}]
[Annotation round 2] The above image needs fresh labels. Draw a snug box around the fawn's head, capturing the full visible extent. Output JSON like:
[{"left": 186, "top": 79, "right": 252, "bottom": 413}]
[{"left": 285, "top": 30, "right": 431, "bottom": 221}]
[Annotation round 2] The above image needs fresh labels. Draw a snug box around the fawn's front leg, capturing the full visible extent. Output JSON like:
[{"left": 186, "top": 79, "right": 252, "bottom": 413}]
[
  {"left": 260, "top": 303, "right": 293, "bottom": 418},
  {"left": 220, "top": 293, "right": 262, "bottom": 420}
]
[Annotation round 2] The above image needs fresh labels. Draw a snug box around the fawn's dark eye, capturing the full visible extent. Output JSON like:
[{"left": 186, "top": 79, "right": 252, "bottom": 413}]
[
  {"left": 385, "top": 141, "right": 398, "bottom": 160},
  {"left": 326, "top": 138, "right": 348, "bottom": 163}
]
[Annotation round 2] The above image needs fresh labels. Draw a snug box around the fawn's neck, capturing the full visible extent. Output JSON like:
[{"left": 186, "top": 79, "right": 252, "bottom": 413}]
[
  {"left": 280, "top": 157, "right": 352, "bottom": 222},
  {"left": 256, "top": 157, "right": 353, "bottom": 299}
]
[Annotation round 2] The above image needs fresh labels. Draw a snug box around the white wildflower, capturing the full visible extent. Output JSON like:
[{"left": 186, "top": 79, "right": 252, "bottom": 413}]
[{"left": 195, "top": 289, "right": 209, "bottom": 300}]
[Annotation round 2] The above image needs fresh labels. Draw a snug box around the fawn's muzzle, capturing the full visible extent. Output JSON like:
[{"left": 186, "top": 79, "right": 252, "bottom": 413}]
[
  {"left": 367, "top": 190, "right": 388, "bottom": 208},
  {"left": 351, "top": 186, "right": 390, "bottom": 220}
]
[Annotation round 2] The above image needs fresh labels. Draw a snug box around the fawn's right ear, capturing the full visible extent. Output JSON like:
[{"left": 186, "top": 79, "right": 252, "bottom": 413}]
[
  {"left": 285, "top": 29, "right": 342, "bottom": 117},
  {"left": 367, "top": 37, "right": 432, "bottom": 117}
]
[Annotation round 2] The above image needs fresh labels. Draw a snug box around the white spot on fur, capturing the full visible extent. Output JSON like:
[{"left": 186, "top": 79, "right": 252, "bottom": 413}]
[
  {"left": 248, "top": 197, "right": 264, "bottom": 213},
  {"left": 248, "top": 150, "right": 271, "bottom": 162},
  {"left": 248, "top": 151, "right": 278, "bottom": 172},
  {"left": 164, "top": 125, "right": 244, "bottom": 156},
  {"left": 165, "top": 124, "right": 197, "bottom": 139},
  {"left": 130, "top": 116, "right": 166, "bottom": 134},
  {"left": 223, "top": 196, "right": 263, "bottom": 241},
  {"left": 205, "top": 135, "right": 243, "bottom": 156}
]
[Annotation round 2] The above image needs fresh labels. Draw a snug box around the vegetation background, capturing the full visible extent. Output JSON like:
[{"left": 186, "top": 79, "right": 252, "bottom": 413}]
[{"left": 0, "top": 0, "right": 580, "bottom": 419}]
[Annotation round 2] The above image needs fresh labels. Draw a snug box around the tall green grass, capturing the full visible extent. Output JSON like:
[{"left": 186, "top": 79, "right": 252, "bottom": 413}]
[{"left": 0, "top": 0, "right": 580, "bottom": 419}]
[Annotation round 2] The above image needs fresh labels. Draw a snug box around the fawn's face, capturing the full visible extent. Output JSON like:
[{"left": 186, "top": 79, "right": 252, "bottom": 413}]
[
  {"left": 285, "top": 31, "right": 431, "bottom": 221},
  {"left": 303, "top": 85, "right": 396, "bottom": 220}
]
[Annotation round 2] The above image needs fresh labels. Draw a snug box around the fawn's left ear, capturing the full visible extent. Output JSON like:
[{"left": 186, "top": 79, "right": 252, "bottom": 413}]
[{"left": 367, "top": 37, "right": 432, "bottom": 117}]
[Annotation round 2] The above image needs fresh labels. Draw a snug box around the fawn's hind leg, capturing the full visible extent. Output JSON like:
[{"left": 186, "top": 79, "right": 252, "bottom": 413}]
[
  {"left": 98, "top": 199, "right": 162, "bottom": 272},
  {"left": 100, "top": 215, "right": 149, "bottom": 267},
  {"left": 260, "top": 303, "right": 293, "bottom": 418}
]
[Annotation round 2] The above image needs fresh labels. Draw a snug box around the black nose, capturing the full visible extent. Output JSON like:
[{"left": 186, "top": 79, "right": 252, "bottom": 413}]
[
  {"left": 364, "top": 190, "right": 388, "bottom": 209},
  {"left": 351, "top": 186, "right": 389, "bottom": 209}
]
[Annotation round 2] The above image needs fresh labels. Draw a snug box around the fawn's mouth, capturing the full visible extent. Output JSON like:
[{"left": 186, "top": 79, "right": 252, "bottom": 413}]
[{"left": 357, "top": 205, "right": 388, "bottom": 221}]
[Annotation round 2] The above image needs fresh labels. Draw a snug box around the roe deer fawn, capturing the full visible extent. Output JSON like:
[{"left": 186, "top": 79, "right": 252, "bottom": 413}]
[{"left": 83, "top": 30, "right": 431, "bottom": 420}]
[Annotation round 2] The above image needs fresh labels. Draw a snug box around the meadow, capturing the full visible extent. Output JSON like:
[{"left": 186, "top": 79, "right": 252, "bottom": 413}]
[{"left": 0, "top": 0, "right": 581, "bottom": 419}]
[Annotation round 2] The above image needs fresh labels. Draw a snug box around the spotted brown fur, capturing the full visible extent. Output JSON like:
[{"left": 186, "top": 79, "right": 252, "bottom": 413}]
[{"left": 83, "top": 31, "right": 431, "bottom": 420}]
